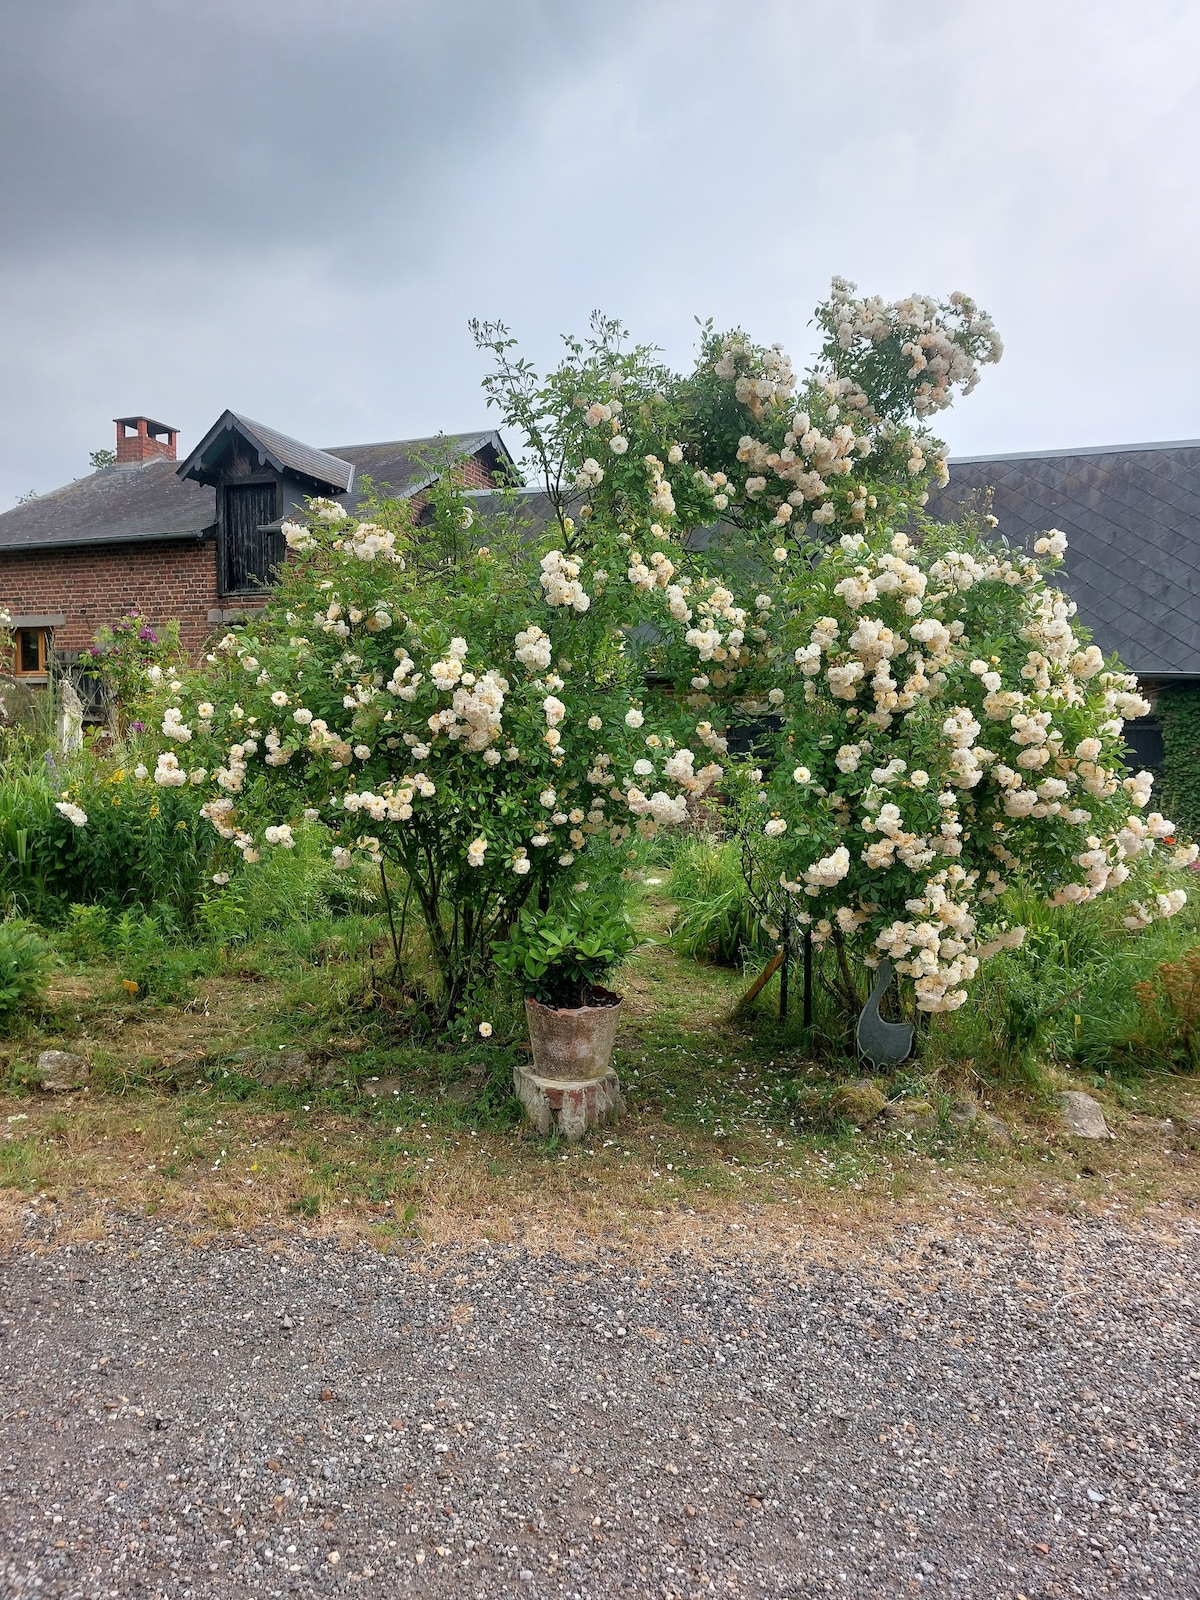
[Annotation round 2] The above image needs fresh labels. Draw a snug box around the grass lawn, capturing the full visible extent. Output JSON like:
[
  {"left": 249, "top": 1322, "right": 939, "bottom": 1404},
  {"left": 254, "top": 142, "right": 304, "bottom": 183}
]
[{"left": 2, "top": 888, "right": 1198, "bottom": 1251}]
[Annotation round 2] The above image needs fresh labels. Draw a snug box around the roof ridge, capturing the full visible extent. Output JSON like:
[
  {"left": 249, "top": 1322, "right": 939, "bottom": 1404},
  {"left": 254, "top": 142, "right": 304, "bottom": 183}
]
[{"left": 949, "top": 438, "right": 1200, "bottom": 465}]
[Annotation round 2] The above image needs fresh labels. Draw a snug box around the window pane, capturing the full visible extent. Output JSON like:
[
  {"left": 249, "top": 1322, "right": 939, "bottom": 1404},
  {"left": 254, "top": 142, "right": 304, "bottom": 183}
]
[{"left": 18, "top": 629, "right": 42, "bottom": 673}]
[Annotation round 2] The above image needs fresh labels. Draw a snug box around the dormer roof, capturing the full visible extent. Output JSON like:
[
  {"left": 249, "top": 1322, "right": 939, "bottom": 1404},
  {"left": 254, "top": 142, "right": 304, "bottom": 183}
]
[{"left": 177, "top": 411, "right": 356, "bottom": 494}]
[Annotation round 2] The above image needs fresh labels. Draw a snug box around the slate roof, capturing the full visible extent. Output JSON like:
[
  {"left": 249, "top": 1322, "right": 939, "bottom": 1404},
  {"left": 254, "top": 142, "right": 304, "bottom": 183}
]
[
  {"left": 0, "top": 458, "right": 215, "bottom": 551},
  {"left": 333, "top": 432, "right": 509, "bottom": 509},
  {"left": 924, "top": 440, "right": 1200, "bottom": 680},
  {"left": 0, "top": 426, "right": 510, "bottom": 552},
  {"left": 178, "top": 412, "right": 356, "bottom": 494}
]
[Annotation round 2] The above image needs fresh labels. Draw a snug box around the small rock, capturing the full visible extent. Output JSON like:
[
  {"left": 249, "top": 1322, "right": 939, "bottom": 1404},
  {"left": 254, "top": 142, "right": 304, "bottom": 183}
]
[
  {"left": 977, "top": 1112, "right": 1015, "bottom": 1148},
  {"left": 881, "top": 1098, "right": 938, "bottom": 1135},
  {"left": 1125, "top": 1116, "right": 1174, "bottom": 1138},
  {"left": 442, "top": 1081, "right": 479, "bottom": 1106},
  {"left": 36, "top": 1049, "right": 89, "bottom": 1092},
  {"left": 1087, "top": 1488, "right": 1105, "bottom": 1504},
  {"left": 1057, "top": 1090, "right": 1110, "bottom": 1140},
  {"left": 256, "top": 1050, "right": 311, "bottom": 1087},
  {"left": 948, "top": 1098, "right": 978, "bottom": 1131},
  {"left": 828, "top": 1079, "right": 887, "bottom": 1127},
  {"left": 361, "top": 1076, "right": 406, "bottom": 1099}
]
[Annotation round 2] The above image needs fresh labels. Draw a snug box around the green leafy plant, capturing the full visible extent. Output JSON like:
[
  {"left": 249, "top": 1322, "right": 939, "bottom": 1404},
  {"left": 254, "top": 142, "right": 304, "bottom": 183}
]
[
  {"left": 493, "top": 893, "right": 640, "bottom": 1007},
  {"left": 0, "top": 918, "right": 52, "bottom": 1026},
  {"left": 60, "top": 902, "right": 112, "bottom": 960},
  {"left": 1157, "top": 684, "right": 1200, "bottom": 836}
]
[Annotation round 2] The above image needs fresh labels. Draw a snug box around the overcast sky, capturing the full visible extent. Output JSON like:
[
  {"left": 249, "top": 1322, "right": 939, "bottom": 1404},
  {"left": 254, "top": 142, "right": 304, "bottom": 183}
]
[{"left": 2, "top": 0, "right": 1199, "bottom": 505}]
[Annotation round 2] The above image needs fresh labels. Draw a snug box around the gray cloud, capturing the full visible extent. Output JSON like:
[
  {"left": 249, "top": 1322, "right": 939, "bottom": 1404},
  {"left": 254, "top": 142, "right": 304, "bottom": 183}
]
[{"left": 2, "top": 0, "right": 1200, "bottom": 506}]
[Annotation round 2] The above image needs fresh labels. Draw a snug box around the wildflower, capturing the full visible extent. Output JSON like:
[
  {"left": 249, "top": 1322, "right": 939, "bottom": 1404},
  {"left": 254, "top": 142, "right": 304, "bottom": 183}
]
[
  {"left": 55, "top": 801, "right": 88, "bottom": 827},
  {"left": 467, "top": 837, "right": 488, "bottom": 867},
  {"left": 478, "top": 1021, "right": 493, "bottom": 1038}
]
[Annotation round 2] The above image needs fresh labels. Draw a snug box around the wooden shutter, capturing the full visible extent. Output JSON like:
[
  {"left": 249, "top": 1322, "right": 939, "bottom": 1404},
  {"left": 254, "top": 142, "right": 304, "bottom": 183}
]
[{"left": 223, "top": 483, "right": 281, "bottom": 592}]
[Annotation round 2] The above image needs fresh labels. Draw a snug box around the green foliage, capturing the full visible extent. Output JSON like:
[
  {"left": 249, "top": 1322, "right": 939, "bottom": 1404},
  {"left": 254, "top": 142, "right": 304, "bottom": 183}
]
[
  {"left": 88, "top": 448, "right": 117, "bottom": 470},
  {"left": 925, "top": 885, "right": 1200, "bottom": 1082},
  {"left": 0, "top": 741, "right": 211, "bottom": 923},
  {"left": 1157, "top": 684, "right": 1200, "bottom": 835},
  {"left": 667, "top": 834, "right": 765, "bottom": 966},
  {"left": 76, "top": 610, "right": 186, "bottom": 737},
  {"left": 60, "top": 903, "right": 111, "bottom": 960},
  {"left": 55, "top": 902, "right": 201, "bottom": 1003},
  {"left": 493, "top": 891, "right": 640, "bottom": 1006},
  {"left": 0, "top": 919, "right": 52, "bottom": 1026}
]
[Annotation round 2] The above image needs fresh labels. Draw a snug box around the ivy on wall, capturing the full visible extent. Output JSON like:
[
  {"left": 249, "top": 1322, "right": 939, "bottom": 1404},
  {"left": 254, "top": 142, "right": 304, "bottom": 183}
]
[{"left": 1157, "top": 684, "right": 1200, "bottom": 836}]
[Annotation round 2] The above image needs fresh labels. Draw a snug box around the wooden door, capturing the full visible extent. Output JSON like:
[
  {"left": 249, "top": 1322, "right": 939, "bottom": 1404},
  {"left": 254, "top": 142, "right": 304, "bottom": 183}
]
[{"left": 223, "top": 482, "right": 281, "bottom": 592}]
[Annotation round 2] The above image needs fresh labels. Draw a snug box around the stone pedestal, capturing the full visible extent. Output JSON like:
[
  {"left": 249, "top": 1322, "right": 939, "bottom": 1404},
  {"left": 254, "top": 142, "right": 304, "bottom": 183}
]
[{"left": 514, "top": 1066, "right": 625, "bottom": 1142}]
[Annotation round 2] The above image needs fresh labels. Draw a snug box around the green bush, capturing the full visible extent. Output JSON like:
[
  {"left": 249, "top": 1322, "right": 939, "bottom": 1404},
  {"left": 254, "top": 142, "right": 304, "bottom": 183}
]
[
  {"left": 931, "top": 887, "right": 1200, "bottom": 1082},
  {"left": 0, "top": 919, "right": 52, "bottom": 1026},
  {"left": 55, "top": 902, "right": 202, "bottom": 1004},
  {"left": 0, "top": 735, "right": 212, "bottom": 923},
  {"left": 1157, "top": 684, "right": 1200, "bottom": 836}
]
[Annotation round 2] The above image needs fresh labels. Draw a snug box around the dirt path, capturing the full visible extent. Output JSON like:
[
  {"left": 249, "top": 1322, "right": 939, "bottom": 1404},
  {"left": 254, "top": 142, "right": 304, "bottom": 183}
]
[{"left": 2, "top": 1206, "right": 1198, "bottom": 1599}]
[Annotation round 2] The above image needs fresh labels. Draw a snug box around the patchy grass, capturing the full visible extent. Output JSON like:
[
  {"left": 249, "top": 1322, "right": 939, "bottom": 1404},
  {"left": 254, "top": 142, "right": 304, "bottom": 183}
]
[{"left": 1, "top": 889, "right": 1199, "bottom": 1250}]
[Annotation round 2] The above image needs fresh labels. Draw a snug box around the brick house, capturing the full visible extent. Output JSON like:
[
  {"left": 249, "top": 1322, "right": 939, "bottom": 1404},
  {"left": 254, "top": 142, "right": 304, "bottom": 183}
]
[{"left": 0, "top": 410, "right": 511, "bottom": 687}]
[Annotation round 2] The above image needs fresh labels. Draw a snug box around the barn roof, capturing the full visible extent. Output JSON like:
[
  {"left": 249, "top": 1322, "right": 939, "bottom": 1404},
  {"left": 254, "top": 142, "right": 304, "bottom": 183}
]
[
  {"left": 924, "top": 439, "right": 1200, "bottom": 679},
  {"left": 0, "top": 425, "right": 511, "bottom": 552}
]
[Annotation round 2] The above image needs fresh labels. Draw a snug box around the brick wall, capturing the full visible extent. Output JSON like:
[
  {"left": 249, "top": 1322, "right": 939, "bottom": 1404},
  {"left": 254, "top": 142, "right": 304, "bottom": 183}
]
[
  {"left": 456, "top": 451, "right": 499, "bottom": 490},
  {"left": 0, "top": 538, "right": 228, "bottom": 658},
  {"left": 0, "top": 446, "right": 503, "bottom": 662}
]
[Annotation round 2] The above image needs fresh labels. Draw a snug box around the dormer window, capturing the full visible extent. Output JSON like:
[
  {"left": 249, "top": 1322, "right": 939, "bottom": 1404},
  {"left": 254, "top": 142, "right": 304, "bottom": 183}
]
[{"left": 175, "top": 410, "right": 356, "bottom": 599}]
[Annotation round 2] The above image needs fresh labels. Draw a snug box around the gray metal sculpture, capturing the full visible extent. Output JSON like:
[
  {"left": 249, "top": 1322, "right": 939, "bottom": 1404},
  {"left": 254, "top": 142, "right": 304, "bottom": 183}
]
[{"left": 855, "top": 958, "right": 914, "bottom": 1068}]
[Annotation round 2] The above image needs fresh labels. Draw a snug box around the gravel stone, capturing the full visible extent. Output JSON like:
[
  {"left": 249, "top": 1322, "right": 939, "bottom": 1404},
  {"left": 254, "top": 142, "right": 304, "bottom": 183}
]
[{"left": 1, "top": 1210, "right": 1198, "bottom": 1597}]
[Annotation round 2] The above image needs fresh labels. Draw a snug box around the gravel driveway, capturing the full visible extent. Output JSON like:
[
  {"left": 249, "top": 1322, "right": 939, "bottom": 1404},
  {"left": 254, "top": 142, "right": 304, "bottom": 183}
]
[{"left": 1, "top": 1207, "right": 1198, "bottom": 1599}]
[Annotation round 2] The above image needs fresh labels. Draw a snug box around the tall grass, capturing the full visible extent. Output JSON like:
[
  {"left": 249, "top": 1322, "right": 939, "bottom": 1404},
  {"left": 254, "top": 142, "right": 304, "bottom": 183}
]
[
  {"left": 667, "top": 834, "right": 767, "bottom": 966},
  {"left": 665, "top": 828, "right": 1200, "bottom": 1081}
]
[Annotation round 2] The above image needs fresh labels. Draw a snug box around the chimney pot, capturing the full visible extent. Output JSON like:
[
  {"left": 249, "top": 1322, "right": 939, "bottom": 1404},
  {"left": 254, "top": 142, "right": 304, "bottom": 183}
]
[{"left": 113, "top": 415, "right": 178, "bottom": 466}]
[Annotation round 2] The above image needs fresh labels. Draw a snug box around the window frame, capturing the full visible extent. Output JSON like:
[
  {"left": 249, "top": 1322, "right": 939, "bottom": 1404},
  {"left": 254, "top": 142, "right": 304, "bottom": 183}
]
[{"left": 13, "top": 626, "right": 48, "bottom": 678}]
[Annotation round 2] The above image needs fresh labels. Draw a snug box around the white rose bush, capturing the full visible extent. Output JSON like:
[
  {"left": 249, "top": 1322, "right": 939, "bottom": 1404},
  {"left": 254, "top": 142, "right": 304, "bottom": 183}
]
[
  {"left": 122, "top": 281, "right": 1194, "bottom": 1042},
  {"left": 132, "top": 398, "right": 725, "bottom": 1018},
  {"left": 511, "top": 282, "right": 1194, "bottom": 1021}
]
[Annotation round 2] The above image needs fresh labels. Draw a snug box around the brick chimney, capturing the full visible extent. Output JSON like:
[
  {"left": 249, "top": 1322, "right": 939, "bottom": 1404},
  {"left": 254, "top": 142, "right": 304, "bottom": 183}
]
[{"left": 113, "top": 415, "right": 178, "bottom": 466}]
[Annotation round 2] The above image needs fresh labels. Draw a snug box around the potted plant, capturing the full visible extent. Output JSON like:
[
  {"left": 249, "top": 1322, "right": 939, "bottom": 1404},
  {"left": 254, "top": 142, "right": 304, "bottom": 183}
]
[{"left": 493, "top": 891, "right": 640, "bottom": 1138}]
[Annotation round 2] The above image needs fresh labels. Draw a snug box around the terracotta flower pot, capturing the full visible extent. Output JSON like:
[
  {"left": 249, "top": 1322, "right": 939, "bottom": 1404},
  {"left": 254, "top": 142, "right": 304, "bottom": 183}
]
[{"left": 524, "top": 988, "right": 622, "bottom": 1083}]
